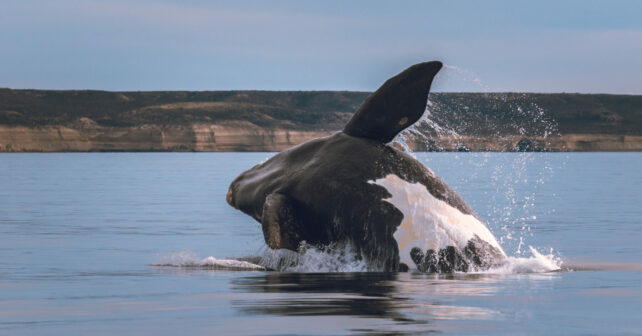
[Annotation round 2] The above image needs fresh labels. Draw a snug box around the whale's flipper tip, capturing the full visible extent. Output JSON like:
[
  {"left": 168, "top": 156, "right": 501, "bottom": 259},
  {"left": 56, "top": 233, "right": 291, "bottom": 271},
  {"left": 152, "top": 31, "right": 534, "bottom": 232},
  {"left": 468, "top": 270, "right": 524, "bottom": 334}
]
[{"left": 343, "top": 61, "right": 443, "bottom": 143}]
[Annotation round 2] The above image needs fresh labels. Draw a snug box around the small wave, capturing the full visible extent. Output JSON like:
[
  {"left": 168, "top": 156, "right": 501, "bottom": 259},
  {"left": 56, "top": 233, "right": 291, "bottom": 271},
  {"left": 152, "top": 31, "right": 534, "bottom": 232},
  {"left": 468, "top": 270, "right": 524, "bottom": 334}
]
[
  {"left": 476, "top": 246, "right": 562, "bottom": 274},
  {"left": 152, "top": 251, "right": 265, "bottom": 271},
  {"left": 152, "top": 245, "right": 561, "bottom": 274},
  {"left": 561, "top": 260, "right": 642, "bottom": 272},
  {"left": 257, "top": 244, "right": 562, "bottom": 274}
]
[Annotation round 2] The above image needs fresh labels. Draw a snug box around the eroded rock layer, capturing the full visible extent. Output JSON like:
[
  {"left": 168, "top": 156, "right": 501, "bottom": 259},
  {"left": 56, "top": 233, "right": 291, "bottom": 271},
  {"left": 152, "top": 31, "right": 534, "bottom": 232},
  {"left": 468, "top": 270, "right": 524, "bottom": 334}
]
[{"left": 1, "top": 89, "right": 640, "bottom": 152}]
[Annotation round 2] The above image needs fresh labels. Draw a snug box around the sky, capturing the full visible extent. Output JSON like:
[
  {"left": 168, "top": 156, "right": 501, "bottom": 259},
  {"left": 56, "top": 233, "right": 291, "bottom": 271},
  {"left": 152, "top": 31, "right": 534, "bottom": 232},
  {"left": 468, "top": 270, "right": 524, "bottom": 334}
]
[{"left": 1, "top": 0, "right": 641, "bottom": 93}]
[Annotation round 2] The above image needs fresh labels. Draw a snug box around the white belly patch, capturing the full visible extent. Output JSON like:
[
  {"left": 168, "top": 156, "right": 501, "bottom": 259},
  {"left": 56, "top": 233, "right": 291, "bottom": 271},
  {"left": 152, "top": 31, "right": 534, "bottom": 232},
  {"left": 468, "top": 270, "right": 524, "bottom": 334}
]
[{"left": 370, "top": 174, "right": 505, "bottom": 267}]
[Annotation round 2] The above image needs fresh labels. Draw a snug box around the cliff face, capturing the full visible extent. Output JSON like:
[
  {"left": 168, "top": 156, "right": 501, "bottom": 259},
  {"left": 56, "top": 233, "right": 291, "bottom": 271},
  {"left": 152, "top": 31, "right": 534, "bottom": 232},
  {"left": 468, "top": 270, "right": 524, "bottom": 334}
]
[
  {"left": 1, "top": 89, "right": 641, "bottom": 152},
  {"left": 401, "top": 134, "right": 642, "bottom": 152},
  {"left": 2, "top": 123, "right": 640, "bottom": 152},
  {"left": 0, "top": 122, "right": 333, "bottom": 152}
]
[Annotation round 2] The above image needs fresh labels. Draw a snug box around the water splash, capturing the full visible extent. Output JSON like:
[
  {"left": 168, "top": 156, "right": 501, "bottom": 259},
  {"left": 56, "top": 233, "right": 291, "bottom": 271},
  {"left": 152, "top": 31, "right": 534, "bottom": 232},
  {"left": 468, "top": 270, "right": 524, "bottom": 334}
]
[
  {"left": 394, "top": 64, "right": 564, "bottom": 266},
  {"left": 153, "top": 251, "right": 265, "bottom": 271},
  {"left": 259, "top": 242, "right": 562, "bottom": 274},
  {"left": 156, "top": 244, "right": 560, "bottom": 274},
  {"left": 259, "top": 242, "right": 369, "bottom": 272},
  {"left": 482, "top": 247, "right": 562, "bottom": 273},
  {"left": 397, "top": 64, "right": 560, "bottom": 152},
  {"left": 435, "top": 64, "right": 492, "bottom": 93}
]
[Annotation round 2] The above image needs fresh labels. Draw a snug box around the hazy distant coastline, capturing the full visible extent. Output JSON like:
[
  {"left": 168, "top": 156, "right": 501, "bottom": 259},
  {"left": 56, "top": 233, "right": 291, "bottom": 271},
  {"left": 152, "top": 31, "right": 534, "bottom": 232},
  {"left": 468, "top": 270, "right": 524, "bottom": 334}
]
[{"left": 1, "top": 89, "right": 641, "bottom": 152}]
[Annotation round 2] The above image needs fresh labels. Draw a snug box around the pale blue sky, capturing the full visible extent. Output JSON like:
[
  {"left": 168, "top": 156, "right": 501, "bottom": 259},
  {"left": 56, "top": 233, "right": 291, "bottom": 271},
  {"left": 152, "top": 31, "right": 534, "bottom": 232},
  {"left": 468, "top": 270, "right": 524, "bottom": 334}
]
[{"left": 1, "top": 0, "right": 641, "bottom": 93}]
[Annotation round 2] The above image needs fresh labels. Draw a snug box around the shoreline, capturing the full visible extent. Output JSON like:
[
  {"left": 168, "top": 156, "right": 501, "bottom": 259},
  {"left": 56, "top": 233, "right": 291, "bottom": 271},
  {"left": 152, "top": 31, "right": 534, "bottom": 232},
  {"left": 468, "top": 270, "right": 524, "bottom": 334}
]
[
  {"left": 2, "top": 89, "right": 640, "bottom": 152},
  {"left": 1, "top": 124, "right": 641, "bottom": 152}
]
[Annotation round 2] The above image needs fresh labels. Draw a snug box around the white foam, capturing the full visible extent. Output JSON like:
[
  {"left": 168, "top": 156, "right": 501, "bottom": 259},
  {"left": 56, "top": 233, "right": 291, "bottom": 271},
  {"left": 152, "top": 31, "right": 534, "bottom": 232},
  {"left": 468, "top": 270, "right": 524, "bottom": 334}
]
[
  {"left": 154, "top": 251, "right": 265, "bottom": 271},
  {"left": 479, "top": 246, "right": 562, "bottom": 274},
  {"left": 153, "top": 245, "right": 561, "bottom": 274},
  {"left": 256, "top": 243, "right": 560, "bottom": 274},
  {"left": 259, "top": 242, "right": 369, "bottom": 272},
  {"left": 371, "top": 174, "right": 506, "bottom": 267}
]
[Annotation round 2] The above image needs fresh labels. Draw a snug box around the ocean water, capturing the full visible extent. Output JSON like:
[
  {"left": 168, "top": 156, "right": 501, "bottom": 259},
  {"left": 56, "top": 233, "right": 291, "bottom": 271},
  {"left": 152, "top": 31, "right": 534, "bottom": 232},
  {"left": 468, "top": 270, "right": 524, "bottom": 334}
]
[{"left": 1, "top": 152, "right": 641, "bottom": 335}]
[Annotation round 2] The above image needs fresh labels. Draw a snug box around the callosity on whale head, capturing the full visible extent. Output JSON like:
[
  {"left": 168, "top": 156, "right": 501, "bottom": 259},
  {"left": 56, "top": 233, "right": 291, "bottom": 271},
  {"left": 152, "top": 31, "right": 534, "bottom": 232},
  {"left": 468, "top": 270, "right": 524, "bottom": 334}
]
[{"left": 227, "top": 61, "right": 506, "bottom": 272}]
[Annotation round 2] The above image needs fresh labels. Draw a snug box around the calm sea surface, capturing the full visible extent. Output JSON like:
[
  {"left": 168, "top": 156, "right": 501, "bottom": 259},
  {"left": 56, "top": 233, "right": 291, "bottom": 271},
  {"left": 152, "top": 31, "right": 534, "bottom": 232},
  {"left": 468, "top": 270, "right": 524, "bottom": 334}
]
[{"left": 1, "top": 152, "right": 641, "bottom": 335}]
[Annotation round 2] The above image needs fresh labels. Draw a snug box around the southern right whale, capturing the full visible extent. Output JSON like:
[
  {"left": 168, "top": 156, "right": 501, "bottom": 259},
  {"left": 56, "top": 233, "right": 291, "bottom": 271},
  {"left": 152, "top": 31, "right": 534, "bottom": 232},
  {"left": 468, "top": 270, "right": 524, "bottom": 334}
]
[{"left": 227, "top": 61, "right": 506, "bottom": 272}]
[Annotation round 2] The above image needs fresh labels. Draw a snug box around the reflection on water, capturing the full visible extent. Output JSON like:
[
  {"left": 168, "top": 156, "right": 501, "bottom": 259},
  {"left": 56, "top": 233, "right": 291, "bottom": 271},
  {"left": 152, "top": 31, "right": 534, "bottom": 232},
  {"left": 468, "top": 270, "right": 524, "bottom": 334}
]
[
  {"left": 229, "top": 271, "right": 560, "bottom": 334},
  {"left": 232, "top": 273, "right": 410, "bottom": 321}
]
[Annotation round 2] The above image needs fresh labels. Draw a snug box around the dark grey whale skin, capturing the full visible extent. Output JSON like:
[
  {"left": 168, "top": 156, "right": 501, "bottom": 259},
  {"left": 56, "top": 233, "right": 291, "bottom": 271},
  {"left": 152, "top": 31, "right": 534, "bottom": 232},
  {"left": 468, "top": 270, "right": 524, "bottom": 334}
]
[
  {"left": 226, "top": 61, "right": 503, "bottom": 272},
  {"left": 227, "top": 132, "right": 475, "bottom": 271}
]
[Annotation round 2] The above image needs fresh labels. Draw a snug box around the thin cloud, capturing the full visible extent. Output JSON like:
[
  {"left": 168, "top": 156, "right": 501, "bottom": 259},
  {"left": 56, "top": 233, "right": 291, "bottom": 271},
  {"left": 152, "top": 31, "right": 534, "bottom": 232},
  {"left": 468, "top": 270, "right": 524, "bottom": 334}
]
[
  {"left": 1, "top": 1, "right": 641, "bottom": 93},
  {"left": 27, "top": 0, "right": 373, "bottom": 30}
]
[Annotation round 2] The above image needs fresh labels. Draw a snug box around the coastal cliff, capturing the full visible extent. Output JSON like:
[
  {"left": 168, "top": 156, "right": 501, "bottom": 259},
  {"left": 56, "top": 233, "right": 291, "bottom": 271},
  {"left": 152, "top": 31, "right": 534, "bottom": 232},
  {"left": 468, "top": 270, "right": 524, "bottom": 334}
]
[
  {"left": 0, "top": 122, "right": 333, "bottom": 152},
  {"left": 1, "top": 89, "right": 640, "bottom": 152}
]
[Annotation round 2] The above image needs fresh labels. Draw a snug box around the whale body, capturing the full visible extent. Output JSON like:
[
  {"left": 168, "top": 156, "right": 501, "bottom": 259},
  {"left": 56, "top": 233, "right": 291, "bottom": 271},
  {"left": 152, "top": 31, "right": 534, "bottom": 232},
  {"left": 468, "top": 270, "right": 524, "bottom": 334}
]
[{"left": 226, "top": 61, "right": 506, "bottom": 272}]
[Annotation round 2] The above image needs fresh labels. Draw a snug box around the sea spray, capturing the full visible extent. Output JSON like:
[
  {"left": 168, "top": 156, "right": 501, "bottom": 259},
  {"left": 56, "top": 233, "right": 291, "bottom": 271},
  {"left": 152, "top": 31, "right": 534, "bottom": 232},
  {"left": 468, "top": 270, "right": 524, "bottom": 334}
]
[
  {"left": 259, "top": 242, "right": 369, "bottom": 272},
  {"left": 153, "top": 251, "right": 265, "bottom": 271},
  {"left": 154, "top": 242, "right": 561, "bottom": 273},
  {"left": 481, "top": 247, "right": 562, "bottom": 274},
  {"left": 393, "top": 64, "right": 564, "bottom": 269}
]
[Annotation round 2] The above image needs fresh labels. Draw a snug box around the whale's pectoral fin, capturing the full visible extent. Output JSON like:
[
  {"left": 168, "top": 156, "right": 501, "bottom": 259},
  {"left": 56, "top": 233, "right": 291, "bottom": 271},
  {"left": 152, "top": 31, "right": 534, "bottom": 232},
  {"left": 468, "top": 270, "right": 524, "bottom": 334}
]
[
  {"left": 343, "top": 61, "right": 443, "bottom": 143},
  {"left": 261, "top": 193, "right": 303, "bottom": 250},
  {"left": 359, "top": 201, "right": 405, "bottom": 271}
]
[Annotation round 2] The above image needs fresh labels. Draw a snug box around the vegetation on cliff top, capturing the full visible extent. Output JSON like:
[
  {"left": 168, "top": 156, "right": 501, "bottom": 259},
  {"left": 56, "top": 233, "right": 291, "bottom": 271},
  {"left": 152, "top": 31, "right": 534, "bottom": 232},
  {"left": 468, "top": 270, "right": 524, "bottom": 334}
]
[{"left": 1, "top": 89, "right": 640, "bottom": 135}]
